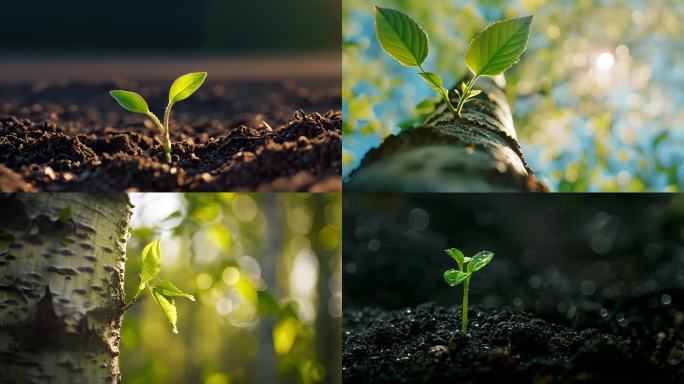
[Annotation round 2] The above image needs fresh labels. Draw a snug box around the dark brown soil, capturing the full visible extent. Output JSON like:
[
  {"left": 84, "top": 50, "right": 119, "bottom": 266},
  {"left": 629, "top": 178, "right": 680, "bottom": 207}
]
[
  {"left": 0, "top": 79, "right": 341, "bottom": 191},
  {"left": 344, "top": 300, "right": 684, "bottom": 384}
]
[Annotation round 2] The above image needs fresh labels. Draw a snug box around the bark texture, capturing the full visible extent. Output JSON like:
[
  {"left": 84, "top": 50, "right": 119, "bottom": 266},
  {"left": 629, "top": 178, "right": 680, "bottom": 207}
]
[
  {"left": 346, "top": 77, "right": 548, "bottom": 192},
  {"left": 0, "top": 193, "right": 131, "bottom": 383}
]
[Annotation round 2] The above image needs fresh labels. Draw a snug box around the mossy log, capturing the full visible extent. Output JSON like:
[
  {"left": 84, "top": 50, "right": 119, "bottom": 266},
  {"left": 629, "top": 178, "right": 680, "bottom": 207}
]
[
  {"left": 0, "top": 193, "right": 131, "bottom": 383},
  {"left": 346, "top": 77, "right": 547, "bottom": 192}
]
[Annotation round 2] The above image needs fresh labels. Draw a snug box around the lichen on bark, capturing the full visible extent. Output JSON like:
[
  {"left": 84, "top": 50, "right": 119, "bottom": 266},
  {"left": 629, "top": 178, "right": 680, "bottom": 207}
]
[
  {"left": 346, "top": 77, "right": 547, "bottom": 192},
  {"left": 0, "top": 193, "right": 131, "bottom": 383}
]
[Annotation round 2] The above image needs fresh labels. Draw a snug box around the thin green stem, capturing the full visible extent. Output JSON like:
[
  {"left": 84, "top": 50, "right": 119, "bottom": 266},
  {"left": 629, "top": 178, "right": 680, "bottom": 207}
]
[
  {"left": 418, "top": 65, "right": 457, "bottom": 117},
  {"left": 146, "top": 111, "right": 171, "bottom": 162},
  {"left": 162, "top": 104, "right": 173, "bottom": 163},
  {"left": 462, "top": 274, "right": 471, "bottom": 333},
  {"left": 146, "top": 111, "right": 165, "bottom": 135},
  {"left": 455, "top": 75, "right": 480, "bottom": 117}
]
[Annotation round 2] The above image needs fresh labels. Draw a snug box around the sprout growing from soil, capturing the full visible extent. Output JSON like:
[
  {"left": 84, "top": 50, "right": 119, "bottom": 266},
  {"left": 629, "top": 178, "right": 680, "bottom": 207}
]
[
  {"left": 110, "top": 72, "right": 207, "bottom": 162},
  {"left": 374, "top": 5, "right": 532, "bottom": 118},
  {"left": 443, "top": 248, "right": 494, "bottom": 333},
  {"left": 120, "top": 239, "right": 195, "bottom": 334}
]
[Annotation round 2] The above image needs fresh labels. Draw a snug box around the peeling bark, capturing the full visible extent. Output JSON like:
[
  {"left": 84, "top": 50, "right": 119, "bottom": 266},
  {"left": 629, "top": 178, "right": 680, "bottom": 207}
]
[
  {"left": 0, "top": 193, "right": 131, "bottom": 383},
  {"left": 346, "top": 77, "right": 548, "bottom": 192}
]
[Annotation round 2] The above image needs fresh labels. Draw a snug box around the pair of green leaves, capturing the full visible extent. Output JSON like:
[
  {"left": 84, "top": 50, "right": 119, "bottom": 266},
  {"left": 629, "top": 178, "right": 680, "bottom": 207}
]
[
  {"left": 110, "top": 72, "right": 207, "bottom": 117},
  {"left": 443, "top": 248, "right": 494, "bottom": 287},
  {"left": 135, "top": 239, "right": 195, "bottom": 334},
  {"left": 109, "top": 72, "right": 207, "bottom": 162},
  {"left": 374, "top": 5, "right": 532, "bottom": 118}
]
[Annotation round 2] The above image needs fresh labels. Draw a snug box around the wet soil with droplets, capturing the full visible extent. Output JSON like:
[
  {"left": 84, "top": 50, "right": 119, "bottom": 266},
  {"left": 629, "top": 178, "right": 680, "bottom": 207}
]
[
  {"left": 344, "top": 299, "right": 684, "bottom": 384},
  {"left": 0, "top": 79, "right": 340, "bottom": 191},
  {"left": 342, "top": 194, "right": 684, "bottom": 383}
]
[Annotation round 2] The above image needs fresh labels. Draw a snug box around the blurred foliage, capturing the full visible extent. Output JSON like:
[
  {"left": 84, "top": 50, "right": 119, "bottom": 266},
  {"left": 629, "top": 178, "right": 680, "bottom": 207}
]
[
  {"left": 122, "top": 193, "right": 341, "bottom": 384},
  {"left": 343, "top": 0, "right": 684, "bottom": 191}
]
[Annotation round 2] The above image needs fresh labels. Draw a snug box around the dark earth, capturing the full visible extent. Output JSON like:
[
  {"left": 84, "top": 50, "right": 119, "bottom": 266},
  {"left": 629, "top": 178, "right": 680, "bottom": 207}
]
[
  {"left": 0, "top": 78, "right": 340, "bottom": 191},
  {"left": 342, "top": 194, "right": 684, "bottom": 383},
  {"left": 344, "top": 297, "right": 684, "bottom": 384}
]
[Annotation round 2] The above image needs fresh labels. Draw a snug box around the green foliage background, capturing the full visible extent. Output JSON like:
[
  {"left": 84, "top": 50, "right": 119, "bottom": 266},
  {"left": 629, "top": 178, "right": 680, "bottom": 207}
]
[
  {"left": 121, "top": 193, "right": 341, "bottom": 384},
  {"left": 343, "top": 0, "right": 684, "bottom": 191}
]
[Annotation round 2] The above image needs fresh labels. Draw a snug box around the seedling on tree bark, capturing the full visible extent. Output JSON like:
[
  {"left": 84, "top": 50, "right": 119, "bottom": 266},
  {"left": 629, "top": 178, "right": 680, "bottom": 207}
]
[
  {"left": 110, "top": 72, "right": 207, "bottom": 162},
  {"left": 443, "top": 248, "right": 494, "bottom": 333},
  {"left": 374, "top": 5, "right": 532, "bottom": 118},
  {"left": 121, "top": 239, "right": 195, "bottom": 334}
]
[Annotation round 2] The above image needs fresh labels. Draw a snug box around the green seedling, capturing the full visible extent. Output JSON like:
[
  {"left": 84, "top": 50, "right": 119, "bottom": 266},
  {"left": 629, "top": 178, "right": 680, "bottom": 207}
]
[
  {"left": 110, "top": 72, "right": 207, "bottom": 162},
  {"left": 443, "top": 248, "right": 494, "bottom": 333},
  {"left": 121, "top": 239, "right": 195, "bottom": 334},
  {"left": 374, "top": 5, "right": 532, "bottom": 118}
]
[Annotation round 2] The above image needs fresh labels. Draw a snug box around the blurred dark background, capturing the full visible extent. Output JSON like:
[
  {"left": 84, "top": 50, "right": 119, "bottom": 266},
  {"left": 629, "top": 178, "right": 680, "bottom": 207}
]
[
  {"left": 343, "top": 194, "right": 684, "bottom": 326},
  {"left": 0, "top": 0, "right": 340, "bottom": 53}
]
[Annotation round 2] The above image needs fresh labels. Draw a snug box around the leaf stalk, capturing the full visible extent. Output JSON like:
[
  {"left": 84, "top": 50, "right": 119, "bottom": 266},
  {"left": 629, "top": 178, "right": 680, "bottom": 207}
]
[{"left": 418, "top": 64, "right": 458, "bottom": 116}]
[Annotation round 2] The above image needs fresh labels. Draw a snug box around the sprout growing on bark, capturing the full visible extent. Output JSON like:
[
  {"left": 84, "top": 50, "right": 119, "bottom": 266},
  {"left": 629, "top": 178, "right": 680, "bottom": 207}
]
[
  {"left": 110, "top": 72, "right": 207, "bottom": 162},
  {"left": 121, "top": 238, "right": 195, "bottom": 334},
  {"left": 443, "top": 248, "right": 494, "bottom": 333},
  {"left": 374, "top": 5, "right": 532, "bottom": 118}
]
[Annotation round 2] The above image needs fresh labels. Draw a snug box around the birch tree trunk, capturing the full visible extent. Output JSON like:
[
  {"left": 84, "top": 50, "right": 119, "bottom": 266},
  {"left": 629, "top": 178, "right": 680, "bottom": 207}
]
[
  {"left": 0, "top": 193, "right": 131, "bottom": 383},
  {"left": 346, "top": 77, "right": 547, "bottom": 192}
]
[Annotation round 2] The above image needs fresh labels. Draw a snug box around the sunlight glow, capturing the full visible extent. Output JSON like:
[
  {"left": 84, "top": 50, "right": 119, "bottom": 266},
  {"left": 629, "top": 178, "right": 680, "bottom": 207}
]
[{"left": 595, "top": 52, "right": 615, "bottom": 72}]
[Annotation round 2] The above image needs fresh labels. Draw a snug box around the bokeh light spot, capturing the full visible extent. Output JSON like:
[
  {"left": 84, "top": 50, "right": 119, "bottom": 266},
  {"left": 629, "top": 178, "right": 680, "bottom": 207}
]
[{"left": 595, "top": 52, "right": 615, "bottom": 72}]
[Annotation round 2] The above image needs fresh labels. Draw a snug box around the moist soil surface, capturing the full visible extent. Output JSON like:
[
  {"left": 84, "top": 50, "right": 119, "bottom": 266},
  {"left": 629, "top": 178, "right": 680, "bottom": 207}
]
[
  {"left": 0, "top": 78, "right": 340, "bottom": 191},
  {"left": 344, "top": 299, "right": 684, "bottom": 384}
]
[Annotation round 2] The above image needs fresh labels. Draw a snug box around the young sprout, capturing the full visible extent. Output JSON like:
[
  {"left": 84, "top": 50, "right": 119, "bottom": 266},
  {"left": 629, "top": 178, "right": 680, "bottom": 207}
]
[
  {"left": 374, "top": 5, "right": 532, "bottom": 118},
  {"left": 121, "top": 239, "right": 195, "bottom": 334},
  {"left": 110, "top": 72, "right": 207, "bottom": 162},
  {"left": 443, "top": 248, "right": 494, "bottom": 333}
]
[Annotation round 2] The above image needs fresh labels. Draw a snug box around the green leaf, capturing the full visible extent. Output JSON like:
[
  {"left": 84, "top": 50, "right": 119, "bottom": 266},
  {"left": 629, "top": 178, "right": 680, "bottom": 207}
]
[
  {"left": 374, "top": 6, "right": 429, "bottom": 67},
  {"left": 153, "top": 280, "right": 195, "bottom": 301},
  {"left": 467, "top": 90, "right": 482, "bottom": 99},
  {"left": 468, "top": 250, "right": 494, "bottom": 273},
  {"left": 419, "top": 72, "right": 443, "bottom": 87},
  {"left": 461, "top": 83, "right": 468, "bottom": 94},
  {"left": 140, "top": 239, "right": 162, "bottom": 286},
  {"left": 168, "top": 72, "right": 207, "bottom": 105},
  {"left": 150, "top": 289, "right": 179, "bottom": 334},
  {"left": 445, "top": 248, "right": 465, "bottom": 267},
  {"left": 110, "top": 90, "right": 150, "bottom": 114},
  {"left": 444, "top": 269, "right": 468, "bottom": 286},
  {"left": 465, "top": 16, "right": 533, "bottom": 76}
]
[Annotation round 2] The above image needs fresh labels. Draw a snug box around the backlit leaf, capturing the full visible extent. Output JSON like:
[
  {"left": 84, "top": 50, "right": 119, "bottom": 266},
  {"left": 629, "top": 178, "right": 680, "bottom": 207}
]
[
  {"left": 374, "top": 6, "right": 429, "bottom": 67},
  {"left": 153, "top": 280, "right": 195, "bottom": 301},
  {"left": 465, "top": 16, "right": 533, "bottom": 76},
  {"left": 140, "top": 239, "right": 162, "bottom": 285},
  {"left": 419, "top": 72, "right": 443, "bottom": 87},
  {"left": 151, "top": 289, "right": 178, "bottom": 334},
  {"left": 469, "top": 90, "right": 482, "bottom": 97},
  {"left": 168, "top": 72, "right": 207, "bottom": 105},
  {"left": 110, "top": 90, "right": 150, "bottom": 114}
]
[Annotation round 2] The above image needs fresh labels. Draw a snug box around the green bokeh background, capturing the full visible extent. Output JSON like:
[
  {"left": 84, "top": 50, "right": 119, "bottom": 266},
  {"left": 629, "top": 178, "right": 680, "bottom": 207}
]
[
  {"left": 343, "top": 0, "right": 684, "bottom": 191},
  {"left": 121, "top": 193, "right": 341, "bottom": 384}
]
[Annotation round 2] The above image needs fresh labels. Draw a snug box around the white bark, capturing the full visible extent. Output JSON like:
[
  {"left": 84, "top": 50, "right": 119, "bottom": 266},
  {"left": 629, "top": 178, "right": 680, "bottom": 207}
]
[
  {"left": 346, "top": 78, "right": 547, "bottom": 192},
  {"left": 0, "top": 193, "right": 131, "bottom": 383}
]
